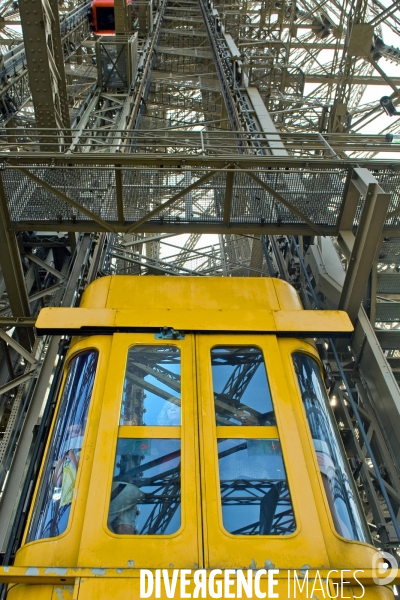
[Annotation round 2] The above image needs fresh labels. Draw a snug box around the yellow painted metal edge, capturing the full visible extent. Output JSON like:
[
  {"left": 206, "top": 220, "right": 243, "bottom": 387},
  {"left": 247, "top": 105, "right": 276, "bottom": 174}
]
[
  {"left": 35, "top": 307, "right": 353, "bottom": 334},
  {"left": 118, "top": 425, "right": 181, "bottom": 438},
  {"left": 35, "top": 307, "right": 117, "bottom": 332},
  {"left": 0, "top": 566, "right": 396, "bottom": 585},
  {"left": 273, "top": 310, "right": 353, "bottom": 333},
  {"left": 216, "top": 426, "right": 279, "bottom": 438}
]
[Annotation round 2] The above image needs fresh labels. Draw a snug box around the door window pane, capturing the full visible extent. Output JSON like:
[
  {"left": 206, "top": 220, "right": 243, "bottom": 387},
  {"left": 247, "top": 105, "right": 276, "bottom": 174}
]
[
  {"left": 211, "top": 347, "right": 275, "bottom": 426},
  {"left": 293, "top": 353, "right": 370, "bottom": 542},
  {"left": 218, "top": 438, "right": 295, "bottom": 535},
  {"left": 108, "top": 438, "right": 181, "bottom": 535},
  {"left": 27, "top": 351, "right": 98, "bottom": 542},
  {"left": 120, "top": 346, "right": 181, "bottom": 426}
]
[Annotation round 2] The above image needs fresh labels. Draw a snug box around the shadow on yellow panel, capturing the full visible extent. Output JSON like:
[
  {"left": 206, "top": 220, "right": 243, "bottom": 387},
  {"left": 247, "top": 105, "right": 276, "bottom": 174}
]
[{"left": 8, "top": 584, "right": 73, "bottom": 600}]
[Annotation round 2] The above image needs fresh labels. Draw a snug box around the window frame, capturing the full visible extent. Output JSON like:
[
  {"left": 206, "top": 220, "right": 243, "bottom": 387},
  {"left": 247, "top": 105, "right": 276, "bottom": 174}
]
[
  {"left": 23, "top": 343, "right": 101, "bottom": 546},
  {"left": 196, "top": 334, "right": 325, "bottom": 569},
  {"left": 106, "top": 342, "right": 183, "bottom": 537},
  {"left": 108, "top": 436, "right": 182, "bottom": 536},
  {"left": 210, "top": 345, "right": 276, "bottom": 428},
  {"left": 77, "top": 333, "right": 202, "bottom": 570},
  {"left": 290, "top": 347, "right": 371, "bottom": 545},
  {"left": 210, "top": 343, "right": 296, "bottom": 538}
]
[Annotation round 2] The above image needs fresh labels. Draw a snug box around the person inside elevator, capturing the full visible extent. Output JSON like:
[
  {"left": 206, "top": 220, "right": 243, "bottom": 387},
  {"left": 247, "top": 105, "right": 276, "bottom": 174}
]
[
  {"left": 108, "top": 438, "right": 147, "bottom": 534},
  {"left": 52, "top": 422, "right": 83, "bottom": 507},
  {"left": 157, "top": 400, "right": 180, "bottom": 425}
]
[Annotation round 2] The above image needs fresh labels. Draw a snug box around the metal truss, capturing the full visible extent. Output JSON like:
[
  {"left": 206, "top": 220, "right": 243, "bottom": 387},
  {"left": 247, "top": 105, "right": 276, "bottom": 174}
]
[
  {"left": 2, "top": 0, "right": 400, "bottom": 140},
  {"left": 220, "top": 478, "right": 295, "bottom": 536},
  {"left": 210, "top": 0, "right": 400, "bottom": 139},
  {"left": 0, "top": 157, "right": 399, "bottom": 237},
  {"left": 137, "top": 473, "right": 180, "bottom": 535},
  {"left": 0, "top": 1, "right": 91, "bottom": 126},
  {"left": 0, "top": 232, "right": 106, "bottom": 553}
]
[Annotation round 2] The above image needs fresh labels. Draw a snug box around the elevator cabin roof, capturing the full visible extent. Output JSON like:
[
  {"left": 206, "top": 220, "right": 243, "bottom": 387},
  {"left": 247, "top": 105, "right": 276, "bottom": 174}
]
[{"left": 35, "top": 276, "right": 352, "bottom": 337}]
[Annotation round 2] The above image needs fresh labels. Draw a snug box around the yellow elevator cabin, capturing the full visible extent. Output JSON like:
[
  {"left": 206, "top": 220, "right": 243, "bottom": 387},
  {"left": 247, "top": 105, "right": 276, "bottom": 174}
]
[{"left": 1, "top": 277, "right": 395, "bottom": 599}]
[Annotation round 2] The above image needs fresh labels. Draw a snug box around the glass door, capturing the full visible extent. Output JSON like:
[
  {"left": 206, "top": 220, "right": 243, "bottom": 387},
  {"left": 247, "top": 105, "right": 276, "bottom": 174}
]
[
  {"left": 80, "top": 332, "right": 328, "bottom": 571},
  {"left": 79, "top": 333, "right": 203, "bottom": 569},
  {"left": 196, "top": 334, "right": 328, "bottom": 570}
]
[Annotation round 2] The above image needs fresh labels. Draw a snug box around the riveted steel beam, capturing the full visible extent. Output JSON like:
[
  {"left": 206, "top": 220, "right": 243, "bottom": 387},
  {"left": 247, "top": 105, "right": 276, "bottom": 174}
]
[
  {"left": 0, "top": 318, "right": 36, "bottom": 327},
  {"left": 114, "top": 0, "right": 130, "bottom": 33},
  {"left": 223, "top": 168, "right": 234, "bottom": 227},
  {"left": 0, "top": 329, "right": 37, "bottom": 365},
  {"left": 25, "top": 252, "right": 65, "bottom": 280},
  {"left": 338, "top": 169, "right": 391, "bottom": 323},
  {"left": 0, "top": 369, "right": 36, "bottom": 396},
  {"left": 18, "top": 0, "right": 71, "bottom": 150},
  {"left": 0, "top": 173, "right": 33, "bottom": 350}
]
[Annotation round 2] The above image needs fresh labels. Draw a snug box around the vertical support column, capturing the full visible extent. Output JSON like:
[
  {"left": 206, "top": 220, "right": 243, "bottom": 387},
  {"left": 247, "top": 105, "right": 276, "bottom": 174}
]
[
  {"left": 19, "top": 0, "right": 71, "bottom": 150},
  {"left": 48, "top": 0, "right": 70, "bottom": 133},
  {"left": 0, "top": 174, "right": 33, "bottom": 349},
  {"left": 246, "top": 87, "right": 288, "bottom": 156},
  {"left": 223, "top": 168, "right": 234, "bottom": 228},
  {"left": 138, "top": 0, "right": 153, "bottom": 34},
  {"left": 114, "top": 0, "right": 130, "bottom": 34},
  {"left": 338, "top": 168, "right": 390, "bottom": 323},
  {"left": 249, "top": 237, "right": 263, "bottom": 276}
]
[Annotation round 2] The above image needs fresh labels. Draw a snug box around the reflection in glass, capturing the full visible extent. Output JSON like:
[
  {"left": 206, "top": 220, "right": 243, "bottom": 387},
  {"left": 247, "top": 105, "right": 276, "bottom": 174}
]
[
  {"left": 27, "top": 351, "right": 98, "bottom": 541},
  {"left": 211, "top": 347, "right": 275, "bottom": 426},
  {"left": 108, "top": 438, "right": 181, "bottom": 535},
  {"left": 293, "top": 353, "right": 369, "bottom": 542},
  {"left": 120, "top": 346, "right": 181, "bottom": 426},
  {"left": 218, "top": 439, "right": 295, "bottom": 535}
]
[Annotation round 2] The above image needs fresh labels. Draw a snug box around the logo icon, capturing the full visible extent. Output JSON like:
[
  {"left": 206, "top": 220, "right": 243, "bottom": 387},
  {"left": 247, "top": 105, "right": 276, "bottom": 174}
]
[{"left": 372, "top": 551, "right": 398, "bottom": 585}]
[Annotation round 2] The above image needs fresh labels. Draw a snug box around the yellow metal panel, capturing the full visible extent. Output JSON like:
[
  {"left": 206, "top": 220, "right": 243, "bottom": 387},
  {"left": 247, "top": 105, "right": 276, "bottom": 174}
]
[
  {"left": 2, "top": 575, "right": 395, "bottom": 600},
  {"left": 272, "top": 277, "right": 303, "bottom": 310},
  {"left": 36, "top": 307, "right": 353, "bottom": 335},
  {"left": 7, "top": 584, "right": 69, "bottom": 600},
  {"left": 1, "top": 566, "right": 397, "bottom": 586},
  {"left": 114, "top": 307, "right": 277, "bottom": 330},
  {"left": 35, "top": 308, "right": 116, "bottom": 332},
  {"left": 106, "top": 276, "right": 282, "bottom": 311},
  {"left": 118, "top": 425, "right": 181, "bottom": 438},
  {"left": 273, "top": 309, "right": 353, "bottom": 334},
  {"left": 71, "top": 573, "right": 331, "bottom": 600},
  {"left": 80, "top": 275, "right": 112, "bottom": 309},
  {"left": 51, "top": 586, "right": 73, "bottom": 600},
  {"left": 216, "top": 426, "right": 278, "bottom": 438},
  {"left": 35, "top": 276, "right": 353, "bottom": 334}
]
